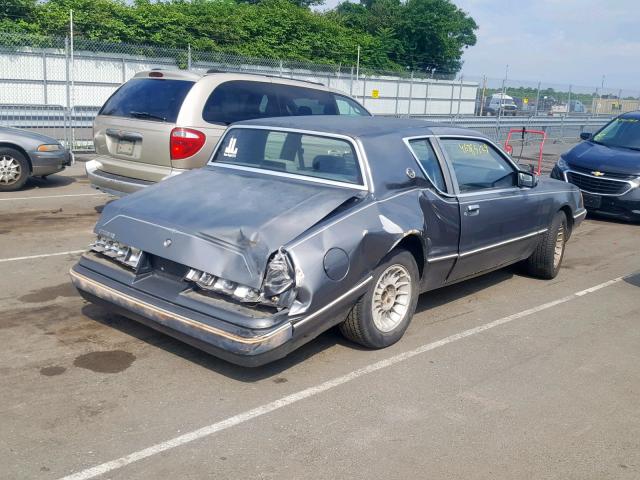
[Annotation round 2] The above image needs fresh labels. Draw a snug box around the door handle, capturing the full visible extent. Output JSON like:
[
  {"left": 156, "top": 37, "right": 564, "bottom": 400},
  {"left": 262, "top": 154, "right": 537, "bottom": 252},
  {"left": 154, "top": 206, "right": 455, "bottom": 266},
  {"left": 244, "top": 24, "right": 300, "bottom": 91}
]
[{"left": 466, "top": 204, "right": 480, "bottom": 216}]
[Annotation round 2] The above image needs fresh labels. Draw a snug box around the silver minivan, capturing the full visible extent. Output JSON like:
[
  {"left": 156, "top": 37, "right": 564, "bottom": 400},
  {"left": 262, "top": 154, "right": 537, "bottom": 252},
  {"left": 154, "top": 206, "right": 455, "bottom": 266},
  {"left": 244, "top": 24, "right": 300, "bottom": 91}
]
[{"left": 87, "top": 70, "right": 370, "bottom": 196}]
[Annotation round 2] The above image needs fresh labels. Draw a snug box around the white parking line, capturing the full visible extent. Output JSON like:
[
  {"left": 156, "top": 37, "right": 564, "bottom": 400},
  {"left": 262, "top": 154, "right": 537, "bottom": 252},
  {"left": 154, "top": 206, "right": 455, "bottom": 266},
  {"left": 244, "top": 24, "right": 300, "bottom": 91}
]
[
  {"left": 0, "top": 250, "right": 85, "bottom": 263},
  {"left": 57, "top": 273, "right": 631, "bottom": 480},
  {"left": 0, "top": 193, "right": 104, "bottom": 202}
]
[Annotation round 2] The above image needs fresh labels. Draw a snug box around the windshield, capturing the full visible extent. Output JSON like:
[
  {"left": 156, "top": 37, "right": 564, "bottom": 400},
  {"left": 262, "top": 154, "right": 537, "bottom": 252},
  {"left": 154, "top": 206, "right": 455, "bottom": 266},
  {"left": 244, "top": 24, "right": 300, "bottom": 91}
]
[
  {"left": 211, "top": 128, "right": 363, "bottom": 186},
  {"left": 592, "top": 117, "right": 640, "bottom": 150},
  {"left": 99, "top": 78, "right": 194, "bottom": 123}
]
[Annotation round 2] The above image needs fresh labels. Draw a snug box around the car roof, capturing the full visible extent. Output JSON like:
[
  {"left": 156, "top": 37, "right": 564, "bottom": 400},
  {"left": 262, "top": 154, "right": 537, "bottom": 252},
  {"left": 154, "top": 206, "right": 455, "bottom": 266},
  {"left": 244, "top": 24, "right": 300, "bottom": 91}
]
[
  {"left": 133, "top": 69, "right": 341, "bottom": 93},
  {"left": 233, "top": 116, "right": 485, "bottom": 139},
  {"left": 619, "top": 110, "right": 640, "bottom": 119}
]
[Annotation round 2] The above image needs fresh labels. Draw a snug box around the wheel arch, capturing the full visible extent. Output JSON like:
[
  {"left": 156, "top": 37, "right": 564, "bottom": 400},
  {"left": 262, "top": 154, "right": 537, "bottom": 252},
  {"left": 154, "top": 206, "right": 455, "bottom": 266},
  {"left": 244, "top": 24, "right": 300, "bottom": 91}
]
[
  {"left": 389, "top": 232, "right": 426, "bottom": 279},
  {"left": 558, "top": 204, "right": 574, "bottom": 238},
  {"left": 0, "top": 142, "right": 33, "bottom": 173}
]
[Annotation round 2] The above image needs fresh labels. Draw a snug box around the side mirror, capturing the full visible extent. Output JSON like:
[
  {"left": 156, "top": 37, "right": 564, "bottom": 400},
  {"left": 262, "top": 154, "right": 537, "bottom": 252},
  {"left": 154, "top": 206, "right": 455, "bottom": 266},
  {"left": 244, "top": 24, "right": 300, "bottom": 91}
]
[
  {"left": 580, "top": 132, "right": 592, "bottom": 141},
  {"left": 518, "top": 171, "right": 538, "bottom": 188}
]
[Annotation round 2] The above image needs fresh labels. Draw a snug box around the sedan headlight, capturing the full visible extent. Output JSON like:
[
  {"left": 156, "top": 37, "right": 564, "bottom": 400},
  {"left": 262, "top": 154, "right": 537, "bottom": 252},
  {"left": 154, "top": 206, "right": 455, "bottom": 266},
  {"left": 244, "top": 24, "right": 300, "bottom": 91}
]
[
  {"left": 90, "top": 235, "right": 143, "bottom": 269},
  {"left": 556, "top": 156, "right": 569, "bottom": 170},
  {"left": 37, "top": 144, "right": 63, "bottom": 152},
  {"left": 262, "top": 249, "right": 295, "bottom": 296}
]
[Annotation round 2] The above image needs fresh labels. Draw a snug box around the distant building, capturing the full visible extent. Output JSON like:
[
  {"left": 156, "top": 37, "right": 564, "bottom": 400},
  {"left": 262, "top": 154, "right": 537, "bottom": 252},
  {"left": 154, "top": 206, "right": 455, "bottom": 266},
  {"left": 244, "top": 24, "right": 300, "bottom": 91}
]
[{"left": 591, "top": 98, "right": 640, "bottom": 115}]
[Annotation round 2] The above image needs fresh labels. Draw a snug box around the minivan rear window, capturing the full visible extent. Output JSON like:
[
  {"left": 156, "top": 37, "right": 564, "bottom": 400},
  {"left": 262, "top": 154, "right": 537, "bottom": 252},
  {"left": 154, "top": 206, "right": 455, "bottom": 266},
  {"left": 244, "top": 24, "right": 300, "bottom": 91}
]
[{"left": 99, "top": 78, "right": 195, "bottom": 123}]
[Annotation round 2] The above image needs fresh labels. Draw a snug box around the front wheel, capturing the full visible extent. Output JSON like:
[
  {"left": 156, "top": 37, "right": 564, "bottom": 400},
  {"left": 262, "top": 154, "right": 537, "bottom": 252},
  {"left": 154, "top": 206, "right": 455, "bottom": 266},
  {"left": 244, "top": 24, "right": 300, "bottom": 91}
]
[
  {"left": 0, "top": 148, "right": 30, "bottom": 192},
  {"left": 524, "top": 211, "right": 568, "bottom": 279},
  {"left": 340, "top": 250, "right": 419, "bottom": 349}
]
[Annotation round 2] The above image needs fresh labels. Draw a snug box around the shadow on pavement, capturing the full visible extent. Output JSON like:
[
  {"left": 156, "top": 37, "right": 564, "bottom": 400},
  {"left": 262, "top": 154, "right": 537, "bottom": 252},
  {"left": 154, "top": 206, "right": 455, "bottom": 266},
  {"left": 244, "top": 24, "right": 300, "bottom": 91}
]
[{"left": 80, "top": 265, "right": 519, "bottom": 382}]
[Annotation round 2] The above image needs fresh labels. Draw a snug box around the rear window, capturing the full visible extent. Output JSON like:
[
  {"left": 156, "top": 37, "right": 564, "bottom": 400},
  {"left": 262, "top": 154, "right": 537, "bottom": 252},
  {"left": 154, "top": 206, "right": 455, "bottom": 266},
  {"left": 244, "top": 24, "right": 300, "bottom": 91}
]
[
  {"left": 202, "top": 80, "right": 370, "bottom": 125},
  {"left": 211, "top": 128, "right": 363, "bottom": 186},
  {"left": 99, "top": 78, "right": 194, "bottom": 123}
]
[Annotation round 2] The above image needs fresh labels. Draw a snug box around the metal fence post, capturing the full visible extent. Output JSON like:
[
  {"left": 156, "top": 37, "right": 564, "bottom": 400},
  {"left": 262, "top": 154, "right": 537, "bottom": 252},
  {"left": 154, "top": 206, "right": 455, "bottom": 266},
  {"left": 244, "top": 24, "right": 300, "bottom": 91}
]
[
  {"left": 187, "top": 43, "right": 192, "bottom": 70},
  {"left": 42, "top": 51, "right": 48, "bottom": 105},
  {"left": 449, "top": 82, "right": 455, "bottom": 119},
  {"left": 534, "top": 81, "right": 541, "bottom": 117},
  {"left": 64, "top": 36, "right": 71, "bottom": 148},
  {"left": 407, "top": 71, "right": 414, "bottom": 116},
  {"left": 279, "top": 59, "right": 283, "bottom": 77},
  {"left": 456, "top": 74, "right": 463, "bottom": 117},
  {"left": 349, "top": 66, "right": 354, "bottom": 96},
  {"left": 121, "top": 57, "right": 126, "bottom": 84},
  {"left": 424, "top": 79, "right": 430, "bottom": 115},
  {"left": 395, "top": 78, "right": 400, "bottom": 115},
  {"left": 362, "top": 76, "right": 367, "bottom": 106}
]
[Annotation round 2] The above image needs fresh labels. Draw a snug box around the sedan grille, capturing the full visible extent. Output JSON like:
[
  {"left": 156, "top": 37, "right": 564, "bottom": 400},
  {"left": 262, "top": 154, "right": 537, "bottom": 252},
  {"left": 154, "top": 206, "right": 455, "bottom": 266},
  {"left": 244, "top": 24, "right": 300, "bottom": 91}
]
[{"left": 566, "top": 171, "right": 631, "bottom": 195}]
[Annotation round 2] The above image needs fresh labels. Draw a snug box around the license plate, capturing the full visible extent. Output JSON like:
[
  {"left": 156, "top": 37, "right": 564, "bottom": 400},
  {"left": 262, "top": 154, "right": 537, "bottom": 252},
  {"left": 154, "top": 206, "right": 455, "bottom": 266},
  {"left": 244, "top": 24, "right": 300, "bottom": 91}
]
[
  {"left": 582, "top": 192, "right": 601, "bottom": 209},
  {"left": 116, "top": 139, "right": 135, "bottom": 155}
]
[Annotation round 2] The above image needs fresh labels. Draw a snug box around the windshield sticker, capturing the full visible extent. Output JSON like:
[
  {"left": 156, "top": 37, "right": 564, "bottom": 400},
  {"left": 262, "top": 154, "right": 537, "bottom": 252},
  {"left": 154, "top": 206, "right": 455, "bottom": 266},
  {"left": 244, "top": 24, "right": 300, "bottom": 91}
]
[
  {"left": 458, "top": 142, "right": 489, "bottom": 156},
  {"left": 224, "top": 137, "right": 238, "bottom": 158}
]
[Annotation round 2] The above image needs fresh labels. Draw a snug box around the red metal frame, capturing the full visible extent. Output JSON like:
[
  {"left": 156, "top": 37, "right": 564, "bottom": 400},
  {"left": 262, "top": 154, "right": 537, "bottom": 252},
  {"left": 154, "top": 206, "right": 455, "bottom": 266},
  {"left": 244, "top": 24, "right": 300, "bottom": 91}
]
[{"left": 503, "top": 128, "right": 547, "bottom": 175}]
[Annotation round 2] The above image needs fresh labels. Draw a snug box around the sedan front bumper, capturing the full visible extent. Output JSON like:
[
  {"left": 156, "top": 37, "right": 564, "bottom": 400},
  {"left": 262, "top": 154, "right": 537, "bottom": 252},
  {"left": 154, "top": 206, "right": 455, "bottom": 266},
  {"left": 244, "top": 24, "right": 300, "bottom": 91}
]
[{"left": 29, "top": 148, "right": 73, "bottom": 176}]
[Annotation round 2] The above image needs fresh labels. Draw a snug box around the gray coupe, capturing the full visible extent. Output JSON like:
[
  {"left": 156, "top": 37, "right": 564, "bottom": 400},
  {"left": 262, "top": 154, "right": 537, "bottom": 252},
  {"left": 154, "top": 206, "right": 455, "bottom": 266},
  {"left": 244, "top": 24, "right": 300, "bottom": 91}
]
[
  {"left": 71, "top": 117, "right": 586, "bottom": 366},
  {"left": 0, "top": 126, "right": 73, "bottom": 191}
]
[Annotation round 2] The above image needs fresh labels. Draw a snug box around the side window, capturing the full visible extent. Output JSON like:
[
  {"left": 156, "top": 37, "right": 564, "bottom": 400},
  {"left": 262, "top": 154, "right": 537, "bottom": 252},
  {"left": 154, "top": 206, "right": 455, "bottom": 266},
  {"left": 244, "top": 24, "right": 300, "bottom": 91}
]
[
  {"left": 276, "top": 85, "right": 338, "bottom": 116},
  {"left": 407, "top": 139, "right": 447, "bottom": 192},
  {"left": 440, "top": 139, "right": 516, "bottom": 193},
  {"left": 334, "top": 95, "right": 369, "bottom": 116},
  {"left": 202, "top": 81, "right": 280, "bottom": 124}
]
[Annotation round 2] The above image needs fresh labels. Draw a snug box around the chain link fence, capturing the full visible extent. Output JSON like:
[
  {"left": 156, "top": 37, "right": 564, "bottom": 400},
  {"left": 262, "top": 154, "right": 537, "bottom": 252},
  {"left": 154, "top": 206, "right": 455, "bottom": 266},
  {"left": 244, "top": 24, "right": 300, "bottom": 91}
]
[{"left": 1, "top": 31, "right": 633, "bottom": 151}]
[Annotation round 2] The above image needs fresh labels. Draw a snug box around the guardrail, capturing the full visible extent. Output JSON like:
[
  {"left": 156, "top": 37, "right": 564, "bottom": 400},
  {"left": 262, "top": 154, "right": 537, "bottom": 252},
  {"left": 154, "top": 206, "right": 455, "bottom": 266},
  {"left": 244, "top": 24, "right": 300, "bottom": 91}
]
[{"left": 0, "top": 105, "right": 612, "bottom": 152}]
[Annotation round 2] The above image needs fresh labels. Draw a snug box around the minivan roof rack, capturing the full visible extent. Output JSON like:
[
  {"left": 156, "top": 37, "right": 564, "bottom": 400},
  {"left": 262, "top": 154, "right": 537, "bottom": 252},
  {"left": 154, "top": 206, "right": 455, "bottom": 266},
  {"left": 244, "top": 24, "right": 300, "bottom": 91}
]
[{"left": 204, "top": 69, "right": 324, "bottom": 86}]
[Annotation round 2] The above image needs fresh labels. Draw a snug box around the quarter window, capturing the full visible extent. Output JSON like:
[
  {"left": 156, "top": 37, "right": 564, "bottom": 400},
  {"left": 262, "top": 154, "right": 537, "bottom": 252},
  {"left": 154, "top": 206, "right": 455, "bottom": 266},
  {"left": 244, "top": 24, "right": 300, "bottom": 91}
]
[
  {"left": 202, "top": 81, "right": 279, "bottom": 124},
  {"left": 440, "top": 139, "right": 516, "bottom": 192},
  {"left": 334, "top": 95, "right": 369, "bottom": 116},
  {"left": 407, "top": 139, "right": 447, "bottom": 192}
]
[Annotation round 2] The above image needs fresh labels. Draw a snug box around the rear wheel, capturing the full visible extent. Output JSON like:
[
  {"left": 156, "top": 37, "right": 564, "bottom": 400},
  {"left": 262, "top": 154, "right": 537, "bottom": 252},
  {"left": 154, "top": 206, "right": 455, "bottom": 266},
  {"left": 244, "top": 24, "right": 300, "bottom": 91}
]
[
  {"left": 340, "top": 250, "right": 419, "bottom": 349},
  {"left": 0, "top": 148, "right": 29, "bottom": 192},
  {"left": 525, "top": 211, "right": 568, "bottom": 279}
]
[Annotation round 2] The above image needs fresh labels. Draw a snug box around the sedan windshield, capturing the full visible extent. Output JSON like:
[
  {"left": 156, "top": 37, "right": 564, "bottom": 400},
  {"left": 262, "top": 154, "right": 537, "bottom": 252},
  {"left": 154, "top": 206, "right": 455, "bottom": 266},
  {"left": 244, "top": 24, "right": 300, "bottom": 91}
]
[
  {"left": 592, "top": 117, "right": 640, "bottom": 150},
  {"left": 211, "top": 128, "right": 363, "bottom": 186}
]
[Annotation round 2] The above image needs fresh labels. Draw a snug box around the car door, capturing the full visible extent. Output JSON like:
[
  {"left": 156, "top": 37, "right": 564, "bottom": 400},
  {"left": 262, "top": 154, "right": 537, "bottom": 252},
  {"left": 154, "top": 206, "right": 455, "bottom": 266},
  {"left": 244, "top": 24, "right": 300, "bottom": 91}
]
[
  {"left": 404, "top": 137, "right": 461, "bottom": 291},
  {"left": 437, "top": 137, "right": 542, "bottom": 282}
]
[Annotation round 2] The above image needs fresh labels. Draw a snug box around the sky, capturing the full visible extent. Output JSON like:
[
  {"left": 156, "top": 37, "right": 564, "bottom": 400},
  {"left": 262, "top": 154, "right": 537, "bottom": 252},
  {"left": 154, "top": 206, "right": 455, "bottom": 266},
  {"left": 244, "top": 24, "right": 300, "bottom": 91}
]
[{"left": 318, "top": 0, "right": 640, "bottom": 93}]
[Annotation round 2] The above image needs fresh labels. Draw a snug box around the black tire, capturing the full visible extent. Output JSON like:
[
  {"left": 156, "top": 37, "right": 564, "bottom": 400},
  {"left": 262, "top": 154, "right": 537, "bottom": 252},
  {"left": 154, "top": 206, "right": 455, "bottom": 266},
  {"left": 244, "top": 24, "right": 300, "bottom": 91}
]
[
  {"left": 0, "top": 147, "right": 30, "bottom": 192},
  {"left": 339, "top": 249, "right": 420, "bottom": 349},
  {"left": 525, "top": 211, "right": 568, "bottom": 279}
]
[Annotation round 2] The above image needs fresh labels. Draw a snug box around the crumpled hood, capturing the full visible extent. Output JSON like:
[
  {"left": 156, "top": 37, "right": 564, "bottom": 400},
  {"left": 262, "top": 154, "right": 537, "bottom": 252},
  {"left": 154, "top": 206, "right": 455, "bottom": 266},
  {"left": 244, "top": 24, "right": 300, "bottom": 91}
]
[
  {"left": 96, "top": 166, "right": 361, "bottom": 288},
  {"left": 565, "top": 141, "right": 640, "bottom": 176}
]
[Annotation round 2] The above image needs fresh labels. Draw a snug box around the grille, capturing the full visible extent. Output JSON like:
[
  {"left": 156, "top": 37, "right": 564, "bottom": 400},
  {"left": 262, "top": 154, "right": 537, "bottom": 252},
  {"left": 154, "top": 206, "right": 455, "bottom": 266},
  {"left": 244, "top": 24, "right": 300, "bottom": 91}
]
[
  {"left": 568, "top": 164, "right": 637, "bottom": 180},
  {"left": 566, "top": 171, "right": 630, "bottom": 195}
]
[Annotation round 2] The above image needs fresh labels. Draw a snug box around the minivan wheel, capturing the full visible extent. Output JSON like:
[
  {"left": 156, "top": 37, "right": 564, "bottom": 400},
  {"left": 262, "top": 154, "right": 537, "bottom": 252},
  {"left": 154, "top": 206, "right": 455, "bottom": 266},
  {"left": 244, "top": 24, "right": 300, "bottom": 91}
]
[
  {"left": 524, "top": 211, "right": 568, "bottom": 279},
  {"left": 340, "top": 250, "right": 419, "bottom": 349},
  {"left": 0, "top": 148, "right": 29, "bottom": 191}
]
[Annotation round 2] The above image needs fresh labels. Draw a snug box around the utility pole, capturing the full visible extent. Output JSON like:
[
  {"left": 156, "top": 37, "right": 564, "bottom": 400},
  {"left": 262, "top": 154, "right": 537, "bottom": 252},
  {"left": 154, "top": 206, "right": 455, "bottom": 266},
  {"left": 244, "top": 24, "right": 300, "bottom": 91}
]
[{"left": 69, "top": 9, "right": 75, "bottom": 150}]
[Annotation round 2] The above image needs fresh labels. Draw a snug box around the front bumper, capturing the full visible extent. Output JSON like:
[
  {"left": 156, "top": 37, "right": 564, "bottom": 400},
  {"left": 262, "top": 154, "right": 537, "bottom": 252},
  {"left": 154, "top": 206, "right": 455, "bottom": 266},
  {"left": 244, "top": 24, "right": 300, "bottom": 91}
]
[
  {"left": 70, "top": 261, "right": 365, "bottom": 367},
  {"left": 551, "top": 166, "right": 640, "bottom": 221},
  {"left": 29, "top": 149, "right": 73, "bottom": 176}
]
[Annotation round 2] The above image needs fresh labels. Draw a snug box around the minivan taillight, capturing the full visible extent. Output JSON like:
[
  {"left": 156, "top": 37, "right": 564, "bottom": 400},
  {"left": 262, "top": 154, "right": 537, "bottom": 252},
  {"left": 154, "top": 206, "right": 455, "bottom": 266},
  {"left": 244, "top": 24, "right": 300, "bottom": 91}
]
[{"left": 170, "top": 128, "right": 206, "bottom": 160}]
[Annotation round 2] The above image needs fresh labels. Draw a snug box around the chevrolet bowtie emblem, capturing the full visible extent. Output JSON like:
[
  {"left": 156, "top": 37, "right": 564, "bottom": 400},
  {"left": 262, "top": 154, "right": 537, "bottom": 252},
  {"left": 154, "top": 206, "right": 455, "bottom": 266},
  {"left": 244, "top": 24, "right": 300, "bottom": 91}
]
[{"left": 591, "top": 171, "right": 605, "bottom": 177}]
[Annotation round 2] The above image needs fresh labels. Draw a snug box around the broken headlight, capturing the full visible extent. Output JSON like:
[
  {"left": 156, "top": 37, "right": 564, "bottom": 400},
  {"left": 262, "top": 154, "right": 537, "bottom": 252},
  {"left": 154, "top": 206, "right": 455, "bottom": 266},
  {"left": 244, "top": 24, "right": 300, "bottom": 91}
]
[
  {"left": 90, "top": 235, "right": 143, "bottom": 269},
  {"left": 184, "top": 249, "right": 297, "bottom": 310}
]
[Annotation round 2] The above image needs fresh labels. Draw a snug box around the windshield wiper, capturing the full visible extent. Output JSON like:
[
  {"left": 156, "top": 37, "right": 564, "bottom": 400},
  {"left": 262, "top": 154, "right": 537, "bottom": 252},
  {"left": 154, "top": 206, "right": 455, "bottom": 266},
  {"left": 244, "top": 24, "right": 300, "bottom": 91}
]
[{"left": 129, "top": 111, "right": 167, "bottom": 122}]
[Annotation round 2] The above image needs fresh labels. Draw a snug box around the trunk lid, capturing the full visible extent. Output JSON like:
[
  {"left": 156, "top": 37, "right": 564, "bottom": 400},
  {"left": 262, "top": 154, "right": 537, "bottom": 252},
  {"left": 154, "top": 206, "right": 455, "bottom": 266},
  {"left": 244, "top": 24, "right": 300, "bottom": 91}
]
[{"left": 96, "top": 167, "right": 363, "bottom": 288}]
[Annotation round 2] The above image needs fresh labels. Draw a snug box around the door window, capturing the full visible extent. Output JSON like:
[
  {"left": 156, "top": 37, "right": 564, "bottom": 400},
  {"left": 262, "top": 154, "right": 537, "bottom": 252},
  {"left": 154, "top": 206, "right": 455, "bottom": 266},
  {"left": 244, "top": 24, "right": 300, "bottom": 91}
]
[
  {"left": 202, "top": 81, "right": 280, "bottom": 124},
  {"left": 334, "top": 95, "right": 369, "bottom": 116},
  {"left": 440, "top": 139, "right": 516, "bottom": 192},
  {"left": 407, "top": 139, "right": 447, "bottom": 192}
]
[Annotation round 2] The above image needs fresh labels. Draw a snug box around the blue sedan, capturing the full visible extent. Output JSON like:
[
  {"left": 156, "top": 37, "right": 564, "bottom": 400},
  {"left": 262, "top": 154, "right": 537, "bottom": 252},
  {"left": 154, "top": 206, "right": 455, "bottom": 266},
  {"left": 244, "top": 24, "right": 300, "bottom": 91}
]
[{"left": 551, "top": 111, "right": 640, "bottom": 221}]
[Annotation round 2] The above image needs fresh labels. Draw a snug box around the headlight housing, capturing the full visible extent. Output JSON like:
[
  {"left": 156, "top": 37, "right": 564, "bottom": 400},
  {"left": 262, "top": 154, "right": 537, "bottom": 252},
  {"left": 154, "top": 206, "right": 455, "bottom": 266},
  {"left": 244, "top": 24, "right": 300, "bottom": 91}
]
[
  {"left": 37, "top": 144, "right": 63, "bottom": 152},
  {"left": 184, "top": 249, "right": 297, "bottom": 310},
  {"left": 556, "top": 156, "right": 569, "bottom": 170},
  {"left": 90, "top": 235, "right": 143, "bottom": 269}
]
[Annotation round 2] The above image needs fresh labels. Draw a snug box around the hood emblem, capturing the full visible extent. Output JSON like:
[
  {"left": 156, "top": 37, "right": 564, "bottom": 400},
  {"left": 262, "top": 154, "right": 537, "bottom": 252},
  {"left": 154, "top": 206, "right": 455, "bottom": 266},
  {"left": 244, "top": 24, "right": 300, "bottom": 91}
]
[
  {"left": 163, "top": 239, "right": 172, "bottom": 248},
  {"left": 591, "top": 171, "right": 605, "bottom": 177}
]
